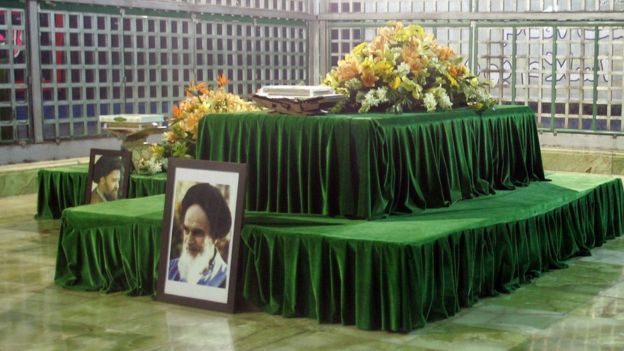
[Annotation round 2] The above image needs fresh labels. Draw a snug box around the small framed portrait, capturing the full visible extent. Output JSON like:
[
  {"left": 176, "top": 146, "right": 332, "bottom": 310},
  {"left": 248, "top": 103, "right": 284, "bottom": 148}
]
[
  {"left": 85, "top": 148, "right": 132, "bottom": 205},
  {"left": 157, "top": 158, "right": 247, "bottom": 312}
]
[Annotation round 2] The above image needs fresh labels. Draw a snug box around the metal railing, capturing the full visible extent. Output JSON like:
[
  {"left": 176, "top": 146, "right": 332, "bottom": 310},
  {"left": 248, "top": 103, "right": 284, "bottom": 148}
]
[
  {"left": 322, "top": 0, "right": 624, "bottom": 135},
  {"left": 0, "top": 0, "right": 309, "bottom": 144},
  {"left": 0, "top": 3, "right": 28, "bottom": 144},
  {"left": 1, "top": 0, "right": 624, "bottom": 145}
]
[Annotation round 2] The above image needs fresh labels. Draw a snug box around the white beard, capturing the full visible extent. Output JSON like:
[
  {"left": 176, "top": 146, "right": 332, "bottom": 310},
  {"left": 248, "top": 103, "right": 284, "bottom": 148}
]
[{"left": 178, "top": 244, "right": 213, "bottom": 284}]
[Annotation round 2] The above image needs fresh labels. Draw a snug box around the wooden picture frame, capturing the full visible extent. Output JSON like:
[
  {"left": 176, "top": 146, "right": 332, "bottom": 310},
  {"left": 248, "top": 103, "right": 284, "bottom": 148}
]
[
  {"left": 156, "top": 158, "right": 247, "bottom": 313},
  {"left": 85, "top": 148, "right": 132, "bottom": 205}
]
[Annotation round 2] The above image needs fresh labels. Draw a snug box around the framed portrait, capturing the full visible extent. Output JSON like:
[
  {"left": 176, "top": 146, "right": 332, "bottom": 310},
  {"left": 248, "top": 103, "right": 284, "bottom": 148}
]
[
  {"left": 85, "top": 148, "right": 132, "bottom": 205},
  {"left": 157, "top": 158, "right": 248, "bottom": 313}
]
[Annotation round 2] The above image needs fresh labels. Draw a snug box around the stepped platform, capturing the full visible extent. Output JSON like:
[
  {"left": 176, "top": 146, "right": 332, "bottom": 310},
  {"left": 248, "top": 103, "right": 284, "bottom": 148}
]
[{"left": 54, "top": 173, "right": 623, "bottom": 332}]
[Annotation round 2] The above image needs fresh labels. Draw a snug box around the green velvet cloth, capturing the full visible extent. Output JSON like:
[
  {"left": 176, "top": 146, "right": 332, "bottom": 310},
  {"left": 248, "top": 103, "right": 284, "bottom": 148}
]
[
  {"left": 54, "top": 173, "right": 623, "bottom": 332},
  {"left": 242, "top": 173, "right": 622, "bottom": 332},
  {"left": 128, "top": 172, "right": 168, "bottom": 198},
  {"left": 54, "top": 194, "right": 165, "bottom": 296},
  {"left": 37, "top": 165, "right": 89, "bottom": 220},
  {"left": 196, "top": 105, "right": 545, "bottom": 219},
  {"left": 36, "top": 164, "right": 167, "bottom": 219}
]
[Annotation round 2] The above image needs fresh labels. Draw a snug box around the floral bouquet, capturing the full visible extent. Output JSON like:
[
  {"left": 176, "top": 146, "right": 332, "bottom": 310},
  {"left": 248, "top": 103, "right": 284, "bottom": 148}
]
[
  {"left": 152, "top": 74, "right": 259, "bottom": 162},
  {"left": 323, "top": 22, "right": 495, "bottom": 113}
]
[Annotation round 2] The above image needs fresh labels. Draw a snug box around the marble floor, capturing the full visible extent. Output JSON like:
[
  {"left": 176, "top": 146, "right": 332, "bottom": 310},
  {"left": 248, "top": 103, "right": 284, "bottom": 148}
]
[{"left": 2, "top": 194, "right": 624, "bottom": 351}]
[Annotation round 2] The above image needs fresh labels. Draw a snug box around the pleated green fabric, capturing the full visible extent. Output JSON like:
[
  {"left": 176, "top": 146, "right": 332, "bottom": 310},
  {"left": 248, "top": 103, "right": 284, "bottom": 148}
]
[
  {"left": 37, "top": 165, "right": 89, "bottom": 219},
  {"left": 196, "top": 105, "right": 545, "bottom": 219},
  {"left": 53, "top": 173, "right": 623, "bottom": 332},
  {"left": 36, "top": 164, "right": 167, "bottom": 219},
  {"left": 128, "top": 172, "right": 168, "bottom": 198},
  {"left": 54, "top": 194, "right": 165, "bottom": 296},
  {"left": 241, "top": 173, "right": 623, "bottom": 332}
]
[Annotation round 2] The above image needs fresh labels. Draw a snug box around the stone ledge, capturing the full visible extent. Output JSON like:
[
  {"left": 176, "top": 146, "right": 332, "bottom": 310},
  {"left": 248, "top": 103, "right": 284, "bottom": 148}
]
[
  {"left": 0, "top": 157, "right": 89, "bottom": 173},
  {"left": 0, "top": 157, "right": 89, "bottom": 198},
  {"left": 541, "top": 147, "right": 624, "bottom": 175}
]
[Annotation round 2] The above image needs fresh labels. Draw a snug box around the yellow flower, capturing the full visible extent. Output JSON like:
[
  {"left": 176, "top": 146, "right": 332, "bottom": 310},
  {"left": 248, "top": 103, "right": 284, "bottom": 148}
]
[
  {"left": 390, "top": 76, "right": 401, "bottom": 90},
  {"left": 163, "top": 131, "right": 177, "bottom": 142},
  {"left": 403, "top": 24, "right": 425, "bottom": 40},
  {"left": 447, "top": 75, "right": 459, "bottom": 88},
  {"left": 322, "top": 21, "right": 494, "bottom": 113},
  {"left": 352, "top": 42, "right": 368, "bottom": 57},
  {"left": 374, "top": 60, "right": 394, "bottom": 79},
  {"left": 157, "top": 79, "right": 260, "bottom": 159},
  {"left": 359, "top": 58, "right": 379, "bottom": 88}
]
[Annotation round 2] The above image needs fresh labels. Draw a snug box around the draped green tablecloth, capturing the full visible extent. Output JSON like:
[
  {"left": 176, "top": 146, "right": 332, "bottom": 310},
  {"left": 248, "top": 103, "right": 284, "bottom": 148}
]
[
  {"left": 54, "top": 194, "right": 165, "bottom": 295},
  {"left": 197, "top": 105, "right": 545, "bottom": 219},
  {"left": 36, "top": 164, "right": 167, "bottom": 219},
  {"left": 54, "top": 173, "right": 623, "bottom": 331}
]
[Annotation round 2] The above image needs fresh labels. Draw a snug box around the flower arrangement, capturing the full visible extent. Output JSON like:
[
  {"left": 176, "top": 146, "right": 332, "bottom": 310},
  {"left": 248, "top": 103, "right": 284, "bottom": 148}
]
[
  {"left": 323, "top": 22, "right": 495, "bottom": 113},
  {"left": 135, "top": 156, "right": 164, "bottom": 175},
  {"left": 152, "top": 74, "right": 259, "bottom": 161}
]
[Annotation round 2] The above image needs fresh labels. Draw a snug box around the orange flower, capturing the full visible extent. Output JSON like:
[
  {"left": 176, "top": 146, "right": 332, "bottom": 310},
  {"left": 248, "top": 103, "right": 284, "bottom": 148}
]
[
  {"left": 197, "top": 82, "right": 209, "bottom": 95},
  {"left": 370, "top": 36, "right": 386, "bottom": 54},
  {"left": 448, "top": 65, "right": 467, "bottom": 78},
  {"left": 163, "top": 131, "right": 178, "bottom": 142},
  {"left": 185, "top": 81, "right": 209, "bottom": 97},
  {"left": 217, "top": 73, "right": 229, "bottom": 88},
  {"left": 336, "top": 59, "right": 359, "bottom": 81},
  {"left": 185, "top": 81, "right": 197, "bottom": 97},
  {"left": 402, "top": 48, "right": 426, "bottom": 74},
  {"left": 435, "top": 47, "right": 456, "bottom": 61},
  {"left": 361, "top": 71, "right": 379, "bottom": 88},
  {"left": 171, "top": 104, "right": 182, "bottom": 120}
]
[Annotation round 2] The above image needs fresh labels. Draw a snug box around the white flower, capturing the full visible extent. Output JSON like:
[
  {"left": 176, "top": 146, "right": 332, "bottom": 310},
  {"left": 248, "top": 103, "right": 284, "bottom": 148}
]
[
  {"left": 423, "top": 92, "right": 437, "bottom": 112},
  {"left": 435, "top": 88, "right": 453, "bottom": 110},
  {"left": 362, "top": 89, "right": 381, "bottom": 110},
  {"left": 397, "top": 62, "right": 411, "bottom": 76},
  {"left": 345, "top": 78, "right": 363, "bottom": 91},
  {"left": 374, "top": 87, "right": 389, "bottom": 103},
  {"left": 149, "top": 158, "right": 163, "bottom": 174},
  {"left": 358, "top": 87, "right": 390, "bottom": 112},
  {"left": 391, "top": 47, "right": 402, "bottom": 61},
  {"left": 137, "top": 157, "right": 163, "bottom": 175}
]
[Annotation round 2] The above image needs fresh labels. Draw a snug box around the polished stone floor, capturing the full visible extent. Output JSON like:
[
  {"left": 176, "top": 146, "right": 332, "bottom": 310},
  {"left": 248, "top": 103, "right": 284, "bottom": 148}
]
[{"left": 2, "top": 193, "right": 624, "bottom": 350}]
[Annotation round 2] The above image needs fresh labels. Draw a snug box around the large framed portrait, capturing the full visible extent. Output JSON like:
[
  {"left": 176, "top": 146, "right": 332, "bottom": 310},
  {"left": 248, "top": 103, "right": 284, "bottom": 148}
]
[
  {"left": 85, "top": 148, "right": 132, "bottom": 205},
  {"left": 157, "top": 158, "right": 247, "bottom": 312}
]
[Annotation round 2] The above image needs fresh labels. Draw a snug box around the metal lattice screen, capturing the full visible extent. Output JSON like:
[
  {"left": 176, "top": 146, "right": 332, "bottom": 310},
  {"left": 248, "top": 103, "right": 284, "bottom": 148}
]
[
  {"left": 478, "top": 25, "right": 624, "bottom": 133},
  {"left": 22, "top": 3, "right": 309, "bottom": 143},
  {"left": 328, "top": 24, "right": 471, "bottom": 68},
  {"left": 324, "top": 0, "right": 624, "bottom": 134},
  {"left": 2, "top": 0, "right": 624, "bottom": 144},
  {"left": 327, "top": 0, "right": 624, "bottom": 12},
  {"left": 0, "top": 6, "right": 28, "bottom": 143},
  {"left": 176, "top": 0, "right": 308, "bottom": 11},
  {"left": 121, "top": 13, "right": 194, "bottom": 119},
  {"left": 194, "top": 18, "right": 307, "bottom": 95},
  {"left": 477, "top": 0, "right": 624, "bottom": 11},
  {"left": 38, "top": 10, "right": 125, "bottom": 139},
  {"left": 327, "top": 0, "right": 471, "bottom": 12}
]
